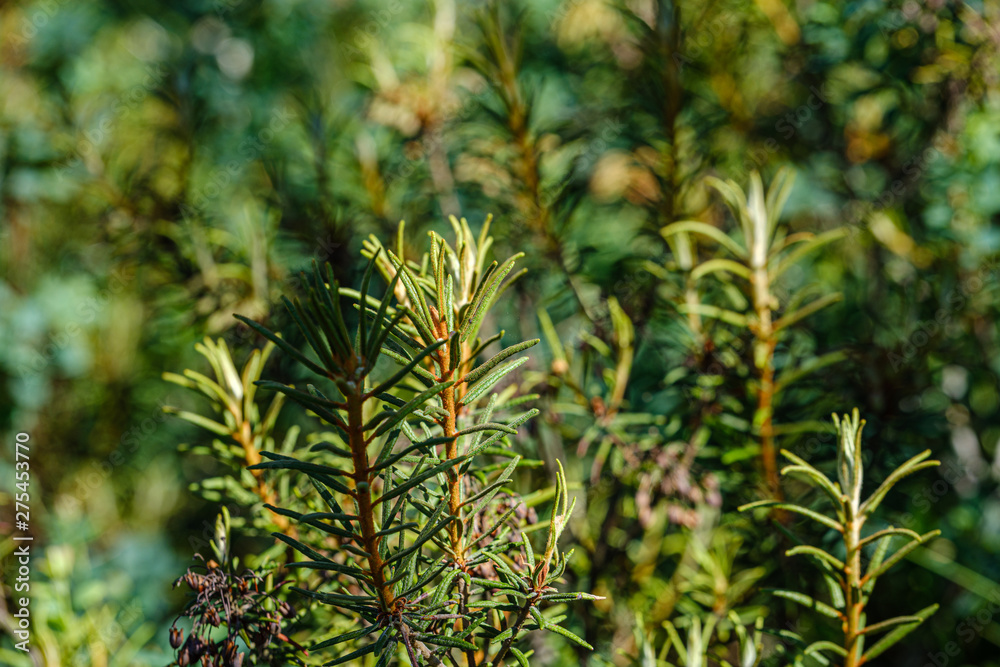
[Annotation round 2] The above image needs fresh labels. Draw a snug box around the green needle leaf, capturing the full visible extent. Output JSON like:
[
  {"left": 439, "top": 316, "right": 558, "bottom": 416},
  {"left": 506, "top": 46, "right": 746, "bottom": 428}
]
[
  {"left": 661, "top": 220, "right": 748, "bottom": 258},
  {"left": 462, "top": 339, "right": 539, "bottom": 386},
  {"left": 461, "top": 357, "right": 528, "bottom": 407},
  {"left": 770, "top": 589, "right": 843, "bottom": 619},
  {"left": 861, "top": 604, "right": 938, "bottom": 662},
  {"left": 739, "top": 500, "right": 843, "bottom": 532}
]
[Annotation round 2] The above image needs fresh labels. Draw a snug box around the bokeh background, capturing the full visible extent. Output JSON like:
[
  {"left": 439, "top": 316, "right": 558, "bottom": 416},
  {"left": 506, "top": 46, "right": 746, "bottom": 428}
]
[{"left": 2, "top": 0, "right": 1000, "bottom": 665}]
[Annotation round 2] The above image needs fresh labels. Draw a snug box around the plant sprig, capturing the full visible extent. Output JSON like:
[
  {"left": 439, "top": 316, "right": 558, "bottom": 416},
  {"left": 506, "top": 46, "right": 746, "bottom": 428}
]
[
  {"left": 740, "top": 408, "right": 940, "bottom": 665},
  {"left": 222, "top": 223, "right": 595, "bottom": 665}
]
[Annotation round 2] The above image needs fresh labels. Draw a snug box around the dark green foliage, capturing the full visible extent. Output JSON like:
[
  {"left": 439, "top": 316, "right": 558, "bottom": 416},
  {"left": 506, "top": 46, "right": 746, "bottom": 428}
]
[
  {"left": 188, "top": 229, "right": 598, "bottom": 665},
  {"left": 3, "top": 1, "right": 1000, "bottom": 666},
  {"left": 741, "top": 409, "right": 940, "bottom": 665}
]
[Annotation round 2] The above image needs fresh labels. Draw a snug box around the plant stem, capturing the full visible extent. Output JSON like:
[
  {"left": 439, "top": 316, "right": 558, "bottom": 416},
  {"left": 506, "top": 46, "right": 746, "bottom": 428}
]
[
  {"left": 751, "top": 264, "right": 782, "bottom": 501},
  {"left": 347, "top": 386, "right": 395, "bottom": 612},
  {"left": 442, "top": 379, "right": 464, "bottom": 561},
  {"left": 435, "top": 318, "right": 466, "bottom": 564},
  {"left": 235, "top": 419, "right": 294, "bottom": 536},
  {"left": 843, "top": 504, "right": 864, "bottom": 666},
  {"left": 489, "top": 601, "right": 533, "bottom": 667},
  {"left": 458, "top": 576, "right": 478, "bottom": 667},
  {"left": 659, "top": 0, "right": 682, "bottom": 231}
]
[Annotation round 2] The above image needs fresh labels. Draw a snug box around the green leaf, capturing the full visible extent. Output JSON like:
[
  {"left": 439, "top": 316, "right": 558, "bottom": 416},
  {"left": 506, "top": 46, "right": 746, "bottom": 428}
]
[
  {"left": 310, "top": 625, "right": 380, "bottom": 652},
  {"left": 286, "top": 560, "right": 371, "bottom": 580},
  {"left": 389, "top": 253, "right": 435, "bottom": 341},
  {"left": 690, "top": 258, "right": 753, "bottom": 281},
  {"left": 374, "top": 626, "right": 394, "bottom": 656},
  {"left": 772, "top": 292, "right": 843, "bottom": 331},
  {"left": 444, "top": 273, "right": 455, "bottom": 331},
  {"left": 457, "top": 422, "right": 518, "bottom": 436},
  {"left": 412, "top": 633, "right": 477, "bottom": 651},
  {"left": 365, "top": 271, "right": 404, "bottom": 363},
  {"left": 738, "top": 500, "right": 843, "bottom": 532},
  {"left": 283, "top": 294, "right": 340, "bottom": 374},
  {"left": 381, "top": 503, "right": 452, "bottom": 571},
  {"left": 255, "top": 381, "right": 348, "bottom": 430},
  {"left": 864, "top": 530, "right": 941, "bottom": 582},
  {"left": 494, "top": 267, "right": 527, "bottom": 303},
  {"left": 662, "top": 621, "right": 687, "bottom": 662},
  {"left": 292, "top": 586, "right": 376, "bottom": 608},
  {"left": 448, "top": 328, "right": 462, "bottom": 372},
  {"left": 162, "top": 371, "right": 197, "bottom": 390},
  {"left": 746, "top": 171, "right": 769, "bottom": 265},
  {"left": 381, "top": 347, "right": 437, "bottom": 383},
  {"left": 462, "top": 339, "right": 539, "bottom": 386},
  {"left": 785, "top": 545, "right": 844, "bottom": 571},
  {"left": 861, "top": 615, "right": 923, "bottom": 636},
  {"left": 461, "top": 357, "right": 528, "bottom": 406},
  {"left": 774, "top": 350, "right": 848, "bottom": 395},
  {"left": 489, "top": 626, "right": 515, "bottom": 645},
  {"left": 356, "top": 250, "right": 379, "bottom": 354},
  {"left": 366, "top": 380, "right": 454, "bottom": 436},
  {"left": 164, "top": 408, "right": 232, "bottom": 437},
  {"left": 370, "top": 435, "right": 453, "bottom": 474},
  {"left": 521, "top": 532, "right": 536, "bottom": 571},
  {"left": 249, "top": 457, "right": 350, "bottom": 479},
  {"left": 271, "top": 532, "right": 334, "bottom": 564},
  {"left": 375, "top": 644, "right": 394, "bottom": 667},
  {"left": 180, "top": 369, "right": 237, "bottom": 413},
  {"left": 707, "top": 176, "right": 753, "bottom": 244},
  {"left": 466, "top": 409, "right": 537, "bottom": 458},
  {"left": 661, "top": 220, "right": 748, "bottom": 259},
  {"left": 241, "top": 343, "right": 273, "bottom": 410},
  {"left": 544, "top": 621, "right": 594, "bottom": 649},
  {"left": 823, "top": 572, "right": 846, "bottom": 609},
  {"left": 322, "top": 642, "right": 378, "bottom": 665},
  {"left": 771, "top": 420, "right": 838, "bottom": 436},
  {"left": 464, "top": 456, "right": 521, "bottom": 520},
  {"left": 860, "top": 451, "right": 939, "bottom": 516},
  {"left": 858, "top": 526, "right": 922, "bottom": 549},
  {"left": 779, "top": 457, "right": 842, "bottom": 506},
  {"left": 426, "top": 565, "right": 462, "bottom": 607},
  {"left": 468, "top": 330, "right": 505, "bottom": 362},
  {"left": 862, "top": 533, "right": 893, "bottom": 593},
  {"left": 367, "top": 338, "right": 448, "bottom": 397},
  {"left": 861, "top": 604, "right": 938, "bottom": 662},
  {"left": 770, "top": 589, "right": 843, "bottom": 619},
  {"left": 234, "top": 315, "right": 330, "bottom": 378},
  {"left": 481, "top": 552, "right": 527, "bottom": 591},
  {"left": 374, "top": 455, "right": 466, "bottom": 505},
  {"left": 317, "top": 262, "right": 355, "bottom": 357},
  {"left": 677, "top": 303, "right": 748, "bottom": 327},
  {"left": 539, "top": 592, "right": 605, "bottom": 602},
  {"left": 722, "top": 443, "right": 760, "bottom": 464},
  {"left": 765, "top": 166, "right": 796, "bottom": 233},
  {"left": 309, "top": 477, "right": 350, "bottom": 521},
  {"left": 260, "top": 452, "right": 351, "bottom": 493},
  {"left": 461, "top": 253, "right": 523, "bottom": 342},
  {"left": 464, "top": 259, "right": 499, "bottom": 322},
  {"left": 263, "top": 503, "right": 355, "bottom": 539},
  {"left": 400, "top": 556, "right": 450, "bottom": 600},
  {"left": 770, "top": 228, "right": 846, "bottom": 281},
  {"left": 803, "top": 641, "right": 847, "bottom": 657}
]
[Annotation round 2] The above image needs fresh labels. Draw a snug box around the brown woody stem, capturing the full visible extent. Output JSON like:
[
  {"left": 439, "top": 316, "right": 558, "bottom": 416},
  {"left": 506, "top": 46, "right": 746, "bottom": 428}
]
[
  {"left": 751, "top": 265, "right": 783, "bottom": 503},
  {"left": 347, "top": 385, "right": 396, "bottom": 612},
  {"left": 843, "top": 505, "right": 864, "bottom": 666},
  {"left": 235, "top": 419, "right": 294, "bottom": 536},
  {"left": 435, "top": 318, "right": 465, "bottom": 564}
]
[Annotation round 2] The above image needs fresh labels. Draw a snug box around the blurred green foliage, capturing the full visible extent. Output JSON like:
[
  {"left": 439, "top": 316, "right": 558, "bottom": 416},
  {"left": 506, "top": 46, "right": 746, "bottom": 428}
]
[{"left": 2, "top": 0, "right": 1000, "bottom": 665}]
